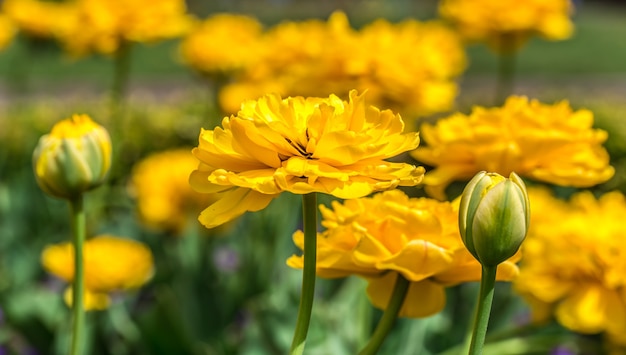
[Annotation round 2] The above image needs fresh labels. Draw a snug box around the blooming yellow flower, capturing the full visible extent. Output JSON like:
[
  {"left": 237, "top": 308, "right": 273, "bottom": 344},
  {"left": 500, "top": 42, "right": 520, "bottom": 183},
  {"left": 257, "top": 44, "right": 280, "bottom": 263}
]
[
  {"left": 515, "top": 188, "right": 626, "bottom": 348},
  {"left": 58, "top": 0, "right": 195, "bottom": 56},
  {"left": 439, "top": 0, "right": 574, "bottom": 52},
  {"left": 411, "top": 96, "right": 614, "bottom": 200},
  {"left": 216, "top": 11, "right": 466, "bottom": 119},
  {"left": 3, "top": 0, "right": 78, "bottom": 39},
  {"left": 190, "top": 90, "right": 424, "bottom": 228},
  {"left": 42, "top": 235, "right": 154, "bottom": 310},
  {"left": 180, "top": 13, "right": 264, "bottom": 75},
  {"left": 33, "top": 114, "right": 112, "bottom": 199},
  {"left": 129, "top": 149, "right": 218, "bottom": 234},
  {"left": 287, "top": 190, "right": 519, "bottom": 317}
]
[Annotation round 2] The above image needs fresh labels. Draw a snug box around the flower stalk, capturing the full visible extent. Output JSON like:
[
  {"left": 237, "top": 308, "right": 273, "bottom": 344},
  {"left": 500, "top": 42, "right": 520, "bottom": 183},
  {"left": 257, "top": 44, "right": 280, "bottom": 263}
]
[
  {"left": 468, "top": 265, "right": 497, "bottom": 355},
  {"left": 495, "top": 34, "right": 516, "bottom": 105},
  {"left": 358, "top": 273, "right": 410, "bottom": 355},
  {"left": 289, "top": 193, "right": 318, "bottom": 355},
  {"left": 69, "top": 195, "right": 86, "bottom": 355}
]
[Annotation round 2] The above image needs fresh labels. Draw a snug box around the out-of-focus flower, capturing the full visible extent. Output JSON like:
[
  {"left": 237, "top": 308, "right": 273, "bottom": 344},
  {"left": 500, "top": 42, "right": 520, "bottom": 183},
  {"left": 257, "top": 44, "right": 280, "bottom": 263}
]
[
  {"left": 129, "top": 149, "right": 217, "bottom": 234},
  {"left": 32, "top": 114, "right": 112, "bottom": 200},
  {"left": 180, "top": 13, "right": 264, "bottom": 75},
  {"left": 216, "top": 11, "right": 466, "bottom": 120},
  {"left": 0, "top": 14, "right": 16, "bottom": 50},
  {"left": 287, "top": 190, "right": 519, "bottom": 318},
  {"left": 459, "top": 171, "right": 529, "bottom": 267},
  {"left": 439, "top": 0, "right": 574, "bottom": 52},
  {"left": 190, "top": 90, "right": 424, "bottom": 228},
  {"left": 412, "top": 96, "right": 614, "bottom": 200},
  {"left": 515, "top": 188, "right": 626, "bottom": 348},
  {"left": 41, "top": 235, "right": 154, "bottom": 310},
  {"left": 3, "top": 0, "right": 78, "bottom": 39},
  {"left": 58, "top": 0, "right": 195, "bottom": 56}
]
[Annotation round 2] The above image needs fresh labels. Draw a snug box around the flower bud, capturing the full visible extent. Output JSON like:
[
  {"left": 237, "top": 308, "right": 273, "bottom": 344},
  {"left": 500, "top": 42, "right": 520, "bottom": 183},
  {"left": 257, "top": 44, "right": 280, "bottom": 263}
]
[
  {"left": 33, "top": 114, "right": 112, "bottom": 199},
  {"left": 459, "top": 171, "right": 530, "bottom": 267}
]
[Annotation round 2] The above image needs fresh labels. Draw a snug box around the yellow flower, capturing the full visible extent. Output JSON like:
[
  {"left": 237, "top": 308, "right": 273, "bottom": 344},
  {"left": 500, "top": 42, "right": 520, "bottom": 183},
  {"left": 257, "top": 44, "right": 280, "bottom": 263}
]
[
  {"left": 129, "top": 149, "right": 218, "bottom": 234},
  {"left": 287, "top": 190, "right": 519, "bottom": 318},
  {"left": 190, "top": 90, "right": 424, "bottom": 228},
  {"left": 180, "top": 13, "right": 264, "bottom": 75},
  {"left": 58, "top": 0, "right": 195, "bottom": 56},
  {"left": 411, "top": 96, "right": 614, "bottom": 200},
  {"left": 439, "top": 0, "right": 574, "bottom": 52},
  {"left": 41, "top": 235, "right": 154, "bottom": 311},
  {"left": 3, "top": 0, "right": 78, "bottom": 39},
  {"left": 33, "top": 114, "right": 112, "bottom": 199},
  {"left": 514, "top": 188, "right": 626, "bottom": 347},
  {"left": 217, "top": 12, "right": 466, "bottom": 120}
]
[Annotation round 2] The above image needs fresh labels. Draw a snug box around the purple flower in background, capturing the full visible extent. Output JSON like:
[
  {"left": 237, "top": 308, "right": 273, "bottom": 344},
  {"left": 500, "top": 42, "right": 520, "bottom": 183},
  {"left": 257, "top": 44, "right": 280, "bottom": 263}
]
[
  {"left": 213, "top": 246, "right": 240, "bottom": 273},
  {"left": 551, "top": 345, "right": 576, "bottom": 355}
]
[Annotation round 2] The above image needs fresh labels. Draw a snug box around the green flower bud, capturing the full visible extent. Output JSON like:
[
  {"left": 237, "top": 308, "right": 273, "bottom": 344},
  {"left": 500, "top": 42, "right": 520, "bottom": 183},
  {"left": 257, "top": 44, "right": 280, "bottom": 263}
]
[
  {"left": 33, "top": 114, "right": 112, "bottom": 199},
  {"left": 458, "top": 171, "right": 530, "bottom": 267}
]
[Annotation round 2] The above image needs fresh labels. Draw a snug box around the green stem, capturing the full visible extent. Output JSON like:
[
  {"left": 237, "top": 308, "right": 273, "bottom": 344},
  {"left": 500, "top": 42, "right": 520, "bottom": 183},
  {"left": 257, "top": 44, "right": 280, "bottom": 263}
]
[
  {"left": 69, "top": 195, "right": 86, "bottom": 355},
  {"left": 468, "top": 265, "right": 498, "bottom": 355},
  {"left": 494, "top": 34, "right": 516, "bottom": 105},
  {"left": 110, "top": 40, "right": 132, "bottom": 121},
  {"left": 358, "top": 273, "right": 410, "bottom": 355},
  {"left": 289, "top": 193, "right": 318, "bottom": 355}
]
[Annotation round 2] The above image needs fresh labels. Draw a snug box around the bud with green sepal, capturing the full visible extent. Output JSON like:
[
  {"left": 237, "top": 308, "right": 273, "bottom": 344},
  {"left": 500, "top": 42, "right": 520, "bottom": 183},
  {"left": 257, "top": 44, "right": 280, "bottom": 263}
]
[{"left": 459, "top": 171, "right": 530, "bottom": 267}]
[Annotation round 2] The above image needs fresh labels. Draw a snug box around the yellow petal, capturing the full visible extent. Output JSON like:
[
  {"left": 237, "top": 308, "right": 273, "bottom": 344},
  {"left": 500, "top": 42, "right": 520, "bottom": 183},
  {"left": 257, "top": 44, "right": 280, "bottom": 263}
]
[
  {"left": 366, "top": 273, "right": 446, "bottom": 318},
  {"left": 198, "top": 188, "right": 277, "bottom": 228}
]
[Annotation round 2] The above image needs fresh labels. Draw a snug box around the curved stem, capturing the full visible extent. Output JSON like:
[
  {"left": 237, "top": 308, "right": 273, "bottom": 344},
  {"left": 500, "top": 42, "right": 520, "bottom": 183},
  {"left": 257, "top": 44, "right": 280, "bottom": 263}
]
[
  {"left": 289, "top": 193, "right": 318, "bottom": 355},
  {"left": 468, "top": 265, "right": 498, "bottom": 355},
  {"left": 494, "top": 34, "right": 516, "bottom": 105},
  {"left": 358, "top": 273, "right": 410, "bottom": 355},
  {"left": 69, "top": 195, "right": 86, "bottom": 355}
]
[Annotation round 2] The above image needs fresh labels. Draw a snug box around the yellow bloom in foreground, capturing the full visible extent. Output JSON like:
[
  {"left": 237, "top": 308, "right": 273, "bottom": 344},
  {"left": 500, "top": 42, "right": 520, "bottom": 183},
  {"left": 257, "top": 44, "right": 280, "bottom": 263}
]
[
  {"left": 287, "top": 190, "right": 519, "bottom": 318},
  {"left": 41, "top": 235, "right": 154, "bottom": 310},
  {"left": 439, "top": 0, "right": 574, "bottom": 52},
  {"left": 33, "top": 114, "right": 112, "bottom": 199},
  {"left": 412, "top": 96, "right": 614, "bottom": 200},
  {"left": 515, "top": 188, "right": 626, "bottom": 347},
  {"left": 190, "top": 90, "right": 424, "bottom": 228},
  {"left": 180, "top": 13, "right": 264, "bottom": 75},
  {"left": 129, "top": 149, "right": 218, "bottom": 234}
]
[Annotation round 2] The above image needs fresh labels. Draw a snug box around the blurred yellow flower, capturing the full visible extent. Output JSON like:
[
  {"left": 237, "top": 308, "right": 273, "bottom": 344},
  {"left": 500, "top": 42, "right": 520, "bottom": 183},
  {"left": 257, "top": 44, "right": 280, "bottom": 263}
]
[
  {"left": 216, "top": 11, "right": 466, "bottom": 119},
  {"left": 32, "top": 114, "right": 112, "bottom": 199},
  {"left": 129, "top": 149, "right": 217, "bottom": 234},
  {"left": 59, "top": 0, "right": 195, "bottom": 56},
  {"left": 439, "top": 0, "right": 574, "bottom": 52},
  {"left": 287, "top": 190, "right": 519, "bottom": 318},
  {"left": 0, "top": 14, "right": 16, "bottom": 50},
  {"left": 180, "top": 13, "right": 264, "bottom": 75},
  {"left": 42, "top": 235, "right": 154, "bottom": 311},
  {"left": 190, "top": 90, "right": 424, "bottom": 228},
  {"left": 515, "top": 188, "right": 626, "bottom": 347},
  {"left": 3, "top": 0, "right": 77, "bottom": 39},
  {"left": 412, "top": 96, "right": 614, "bottom": 200}
]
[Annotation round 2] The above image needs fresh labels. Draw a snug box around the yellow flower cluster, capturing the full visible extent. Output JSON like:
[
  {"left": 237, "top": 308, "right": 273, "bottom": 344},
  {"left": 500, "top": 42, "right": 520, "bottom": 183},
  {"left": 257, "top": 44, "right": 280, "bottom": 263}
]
[
  {"left": 287, "top": 190, "right": 519, "bottom": 318},
  {"left": 179, "top": 14, "right": 264, "bottom": 75},
  {"left": 4, "top": 0, "right": 194, "bottom": 56},
  {"left": 190, "top": 90, "right": 424, "bottom": 229},
  {"left": 41, "top": 235, "right": 154, "bottom": 310},
  {"left": 181, "top": 11, "right": 466, "bottom": 120},
  {"left": 129, "top": 149, "right": 217, "bottom": 234},
  {"left": 515, "top": 188, "right": 626, "bottom": 347},
  {"left": 439, "top": 0, "right": 574, "bottom": 52},
  {"left": 412, "top": 96, "right": 614, "bottom": 200}
]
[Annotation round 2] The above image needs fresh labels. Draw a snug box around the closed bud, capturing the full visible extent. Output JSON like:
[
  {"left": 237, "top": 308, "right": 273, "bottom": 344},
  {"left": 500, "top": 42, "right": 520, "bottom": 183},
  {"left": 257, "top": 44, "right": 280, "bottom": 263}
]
[
  {"left": 459, "top": 171, "right": 530, "bottom": 267},
  {"left": 33, "top": 114, "right": 112, "bottom": 199}
]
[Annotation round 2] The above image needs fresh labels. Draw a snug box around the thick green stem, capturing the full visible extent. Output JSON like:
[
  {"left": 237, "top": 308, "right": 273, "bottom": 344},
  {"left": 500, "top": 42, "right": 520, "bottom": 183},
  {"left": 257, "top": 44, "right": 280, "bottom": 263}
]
[
  {"left": 494, "top": 34, "right": 516, "bottom": 105},
  {"left": 289, "top": 193, "right": 318, "bottom": 355},
  {"left": 468, "top": 265, "right": 498, "bottom": 355},
  {"left": 358, "top": 273, "right": 410, "bottom": 355},
  {"left": 69, "top": 195, "right": 86, "bottom": 355},
  {"left": 109, "top": 41, "right": 132, "bottom": 122}
]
